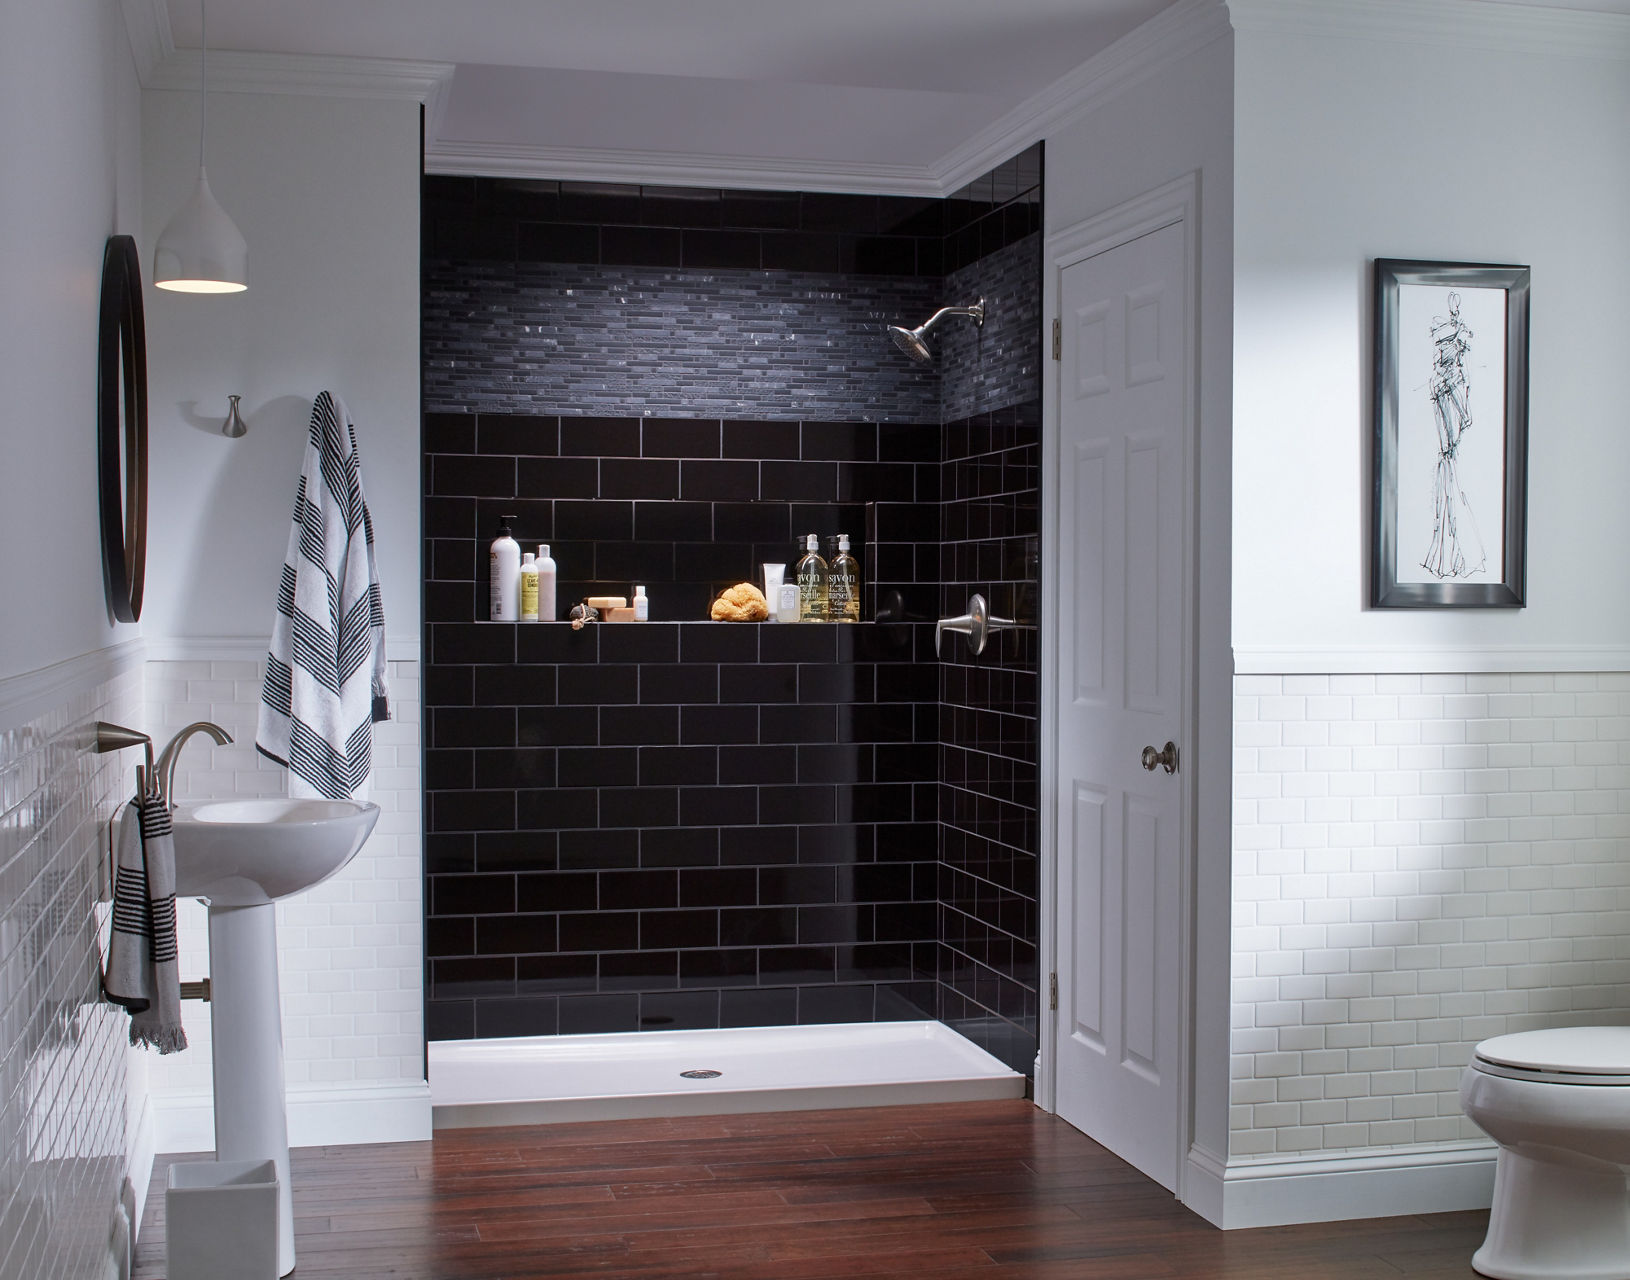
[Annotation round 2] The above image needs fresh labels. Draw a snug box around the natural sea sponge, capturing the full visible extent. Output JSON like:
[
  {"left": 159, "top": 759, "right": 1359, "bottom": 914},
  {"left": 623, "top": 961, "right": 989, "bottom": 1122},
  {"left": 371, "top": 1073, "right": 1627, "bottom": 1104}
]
[{"left": 710, "top": 582, "right": 769, "bottom": 621}]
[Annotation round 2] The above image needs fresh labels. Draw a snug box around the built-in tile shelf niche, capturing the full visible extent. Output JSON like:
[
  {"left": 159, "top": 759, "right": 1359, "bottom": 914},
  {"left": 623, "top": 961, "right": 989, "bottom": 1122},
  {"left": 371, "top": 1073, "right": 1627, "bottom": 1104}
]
[{"left": 428, "top": 412, "right": 941, "bottom": 625}]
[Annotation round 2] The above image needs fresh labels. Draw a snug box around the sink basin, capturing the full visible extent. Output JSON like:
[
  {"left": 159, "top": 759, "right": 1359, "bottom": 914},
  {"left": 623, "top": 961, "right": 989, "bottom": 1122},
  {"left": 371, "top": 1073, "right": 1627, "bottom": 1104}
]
[{"left": 171, "top": 798, "right": 379, "bottom": 906}]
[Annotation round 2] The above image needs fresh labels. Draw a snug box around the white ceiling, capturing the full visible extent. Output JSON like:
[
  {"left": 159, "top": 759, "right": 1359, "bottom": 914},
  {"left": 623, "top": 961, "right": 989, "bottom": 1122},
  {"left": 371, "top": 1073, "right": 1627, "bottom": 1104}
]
[{"left": 162, "top": 0, "right": 1177, "bottom": 184}]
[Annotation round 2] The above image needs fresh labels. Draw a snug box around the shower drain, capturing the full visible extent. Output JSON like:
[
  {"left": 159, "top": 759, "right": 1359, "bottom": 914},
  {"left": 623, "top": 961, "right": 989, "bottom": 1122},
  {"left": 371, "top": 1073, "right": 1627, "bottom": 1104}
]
[{"left": 679, "top": 1069, "right": 722, "bottom": 1079}]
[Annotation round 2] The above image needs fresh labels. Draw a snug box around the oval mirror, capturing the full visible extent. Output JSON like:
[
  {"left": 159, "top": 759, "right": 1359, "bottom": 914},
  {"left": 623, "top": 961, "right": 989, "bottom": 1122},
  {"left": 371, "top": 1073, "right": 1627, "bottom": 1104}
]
[{"left": 98, "top": 234, "right": 148, "bottom": 623}]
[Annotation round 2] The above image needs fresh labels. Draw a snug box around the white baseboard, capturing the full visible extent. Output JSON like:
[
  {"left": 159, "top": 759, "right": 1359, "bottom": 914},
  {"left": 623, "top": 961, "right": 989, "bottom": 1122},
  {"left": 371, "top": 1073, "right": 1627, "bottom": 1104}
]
[
  {"left": 153, "top": 1080, "right": 432, "bottom": 1154},
  {"left": 127, "top": 1091, "right": 157, "bottom": 1248},
  {"left": 1185, "top": 1142, "right": 1496, "bottom": 1229}
]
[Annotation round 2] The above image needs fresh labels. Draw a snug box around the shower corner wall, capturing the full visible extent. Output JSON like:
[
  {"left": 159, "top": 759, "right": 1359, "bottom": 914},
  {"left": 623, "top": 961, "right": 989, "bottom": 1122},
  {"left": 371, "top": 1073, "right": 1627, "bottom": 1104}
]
[{"left": 419, "top": 142, "right": 1044, "bottom": 1078}]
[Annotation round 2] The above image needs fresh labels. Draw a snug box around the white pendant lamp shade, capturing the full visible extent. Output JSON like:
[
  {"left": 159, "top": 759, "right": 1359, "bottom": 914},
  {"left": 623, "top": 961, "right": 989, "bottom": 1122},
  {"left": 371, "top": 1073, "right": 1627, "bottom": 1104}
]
[
  {"left": 155, "top": 0, "right": 246, "bottom": 294},
  {"left": 154, "top": 166, "right": 247, "bottom": 293}
]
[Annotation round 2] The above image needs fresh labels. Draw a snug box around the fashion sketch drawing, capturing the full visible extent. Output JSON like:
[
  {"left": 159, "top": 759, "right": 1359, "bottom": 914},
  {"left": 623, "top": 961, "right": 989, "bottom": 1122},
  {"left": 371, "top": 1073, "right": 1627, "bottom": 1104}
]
[{"left": 1419, "top": 291, "right": 1486, "bottom": 579}]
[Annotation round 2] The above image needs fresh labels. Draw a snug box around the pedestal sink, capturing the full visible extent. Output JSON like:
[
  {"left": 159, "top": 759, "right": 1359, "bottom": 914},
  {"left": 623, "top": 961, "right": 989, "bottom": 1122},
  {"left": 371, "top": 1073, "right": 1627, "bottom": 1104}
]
[{"left": 172, "top": 797, "right": 379, "bottom": 1277}]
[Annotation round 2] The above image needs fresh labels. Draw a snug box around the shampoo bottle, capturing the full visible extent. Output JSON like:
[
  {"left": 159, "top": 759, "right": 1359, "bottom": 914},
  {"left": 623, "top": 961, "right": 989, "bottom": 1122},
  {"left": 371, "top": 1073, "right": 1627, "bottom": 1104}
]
[
  {"left": 489, "top": 515, "right": 520, "bottom": 621},
  {"left": 519, "top": 552, "right": 540, "bottom": 622},
  {"left": 633, "top": 585, "right": 649, "bottom": 621},
  {"left": 536, "top": 544, "right": 557, "bottom": 622},
  {"left": 829, "top": 534, "right": 860, "bottom": 623},
  {"left": 794, "top": 534, "right": 828, "bottom": 622}
]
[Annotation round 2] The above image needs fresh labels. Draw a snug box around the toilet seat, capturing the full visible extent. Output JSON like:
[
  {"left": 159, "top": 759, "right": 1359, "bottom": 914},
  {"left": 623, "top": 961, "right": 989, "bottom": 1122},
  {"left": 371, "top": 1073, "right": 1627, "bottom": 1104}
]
[{"left": 1473, "top": 1027, "right": 1630, "bottom": 1087}]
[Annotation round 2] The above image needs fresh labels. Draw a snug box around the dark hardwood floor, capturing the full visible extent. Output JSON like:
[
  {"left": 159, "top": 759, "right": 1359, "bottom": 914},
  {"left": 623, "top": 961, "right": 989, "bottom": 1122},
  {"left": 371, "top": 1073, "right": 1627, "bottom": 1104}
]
[{"left": 134, "top": 1100, "right": 1487, "bottom": 1278}]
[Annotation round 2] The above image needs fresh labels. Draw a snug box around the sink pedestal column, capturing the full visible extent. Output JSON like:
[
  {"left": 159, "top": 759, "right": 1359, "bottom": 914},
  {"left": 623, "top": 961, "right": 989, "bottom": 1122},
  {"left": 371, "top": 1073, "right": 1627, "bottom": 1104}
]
[{"left": 208, "top": 902, "right": 296, "bottom": 1276}]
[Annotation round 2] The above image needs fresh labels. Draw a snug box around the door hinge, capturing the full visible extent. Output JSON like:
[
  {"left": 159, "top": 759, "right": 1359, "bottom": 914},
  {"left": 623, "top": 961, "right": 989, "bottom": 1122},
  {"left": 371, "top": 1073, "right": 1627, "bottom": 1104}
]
[
  {"left": 1049, "top": 972, "right": 1058, "bottom": 1011},
  {"left": 1051, "top": 317, "right": 1061, "bottom": 361}
]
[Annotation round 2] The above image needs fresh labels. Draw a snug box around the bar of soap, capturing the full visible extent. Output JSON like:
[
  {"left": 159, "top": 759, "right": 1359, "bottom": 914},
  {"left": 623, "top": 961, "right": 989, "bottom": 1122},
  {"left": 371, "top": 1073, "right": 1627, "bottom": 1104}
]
[
  {"left": 586, "top": 596, "right": 628, "bottom": 609},
  {"left": 602, "top": 607, "right": 637, "bottom": 622}
]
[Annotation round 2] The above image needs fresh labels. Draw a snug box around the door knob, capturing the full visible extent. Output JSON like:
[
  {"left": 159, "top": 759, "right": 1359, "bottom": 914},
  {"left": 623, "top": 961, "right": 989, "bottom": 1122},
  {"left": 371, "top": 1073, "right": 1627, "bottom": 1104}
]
[{"left": 1141, "top": 741, "right": 1178, "bottom": 774}]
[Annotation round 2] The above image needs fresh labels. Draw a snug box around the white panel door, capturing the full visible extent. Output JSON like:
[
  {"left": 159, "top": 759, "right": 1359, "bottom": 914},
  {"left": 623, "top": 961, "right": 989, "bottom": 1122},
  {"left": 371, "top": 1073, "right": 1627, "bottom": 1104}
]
[{"left": 1054, "top": 219, "right": 1188, "bottom": 1191}]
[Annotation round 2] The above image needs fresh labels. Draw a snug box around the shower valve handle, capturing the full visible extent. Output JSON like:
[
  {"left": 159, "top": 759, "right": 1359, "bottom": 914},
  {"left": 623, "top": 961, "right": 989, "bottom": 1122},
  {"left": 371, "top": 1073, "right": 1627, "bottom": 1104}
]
[{"left": 935, "top": 594, "right": 1016, "bottom": 658}]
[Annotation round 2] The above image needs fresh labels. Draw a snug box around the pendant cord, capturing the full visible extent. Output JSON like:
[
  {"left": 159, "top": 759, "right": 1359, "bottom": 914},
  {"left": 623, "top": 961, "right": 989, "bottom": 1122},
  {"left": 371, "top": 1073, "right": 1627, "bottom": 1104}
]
[{"left": 199, "top": 0, "right": 207, "bottom": 172}]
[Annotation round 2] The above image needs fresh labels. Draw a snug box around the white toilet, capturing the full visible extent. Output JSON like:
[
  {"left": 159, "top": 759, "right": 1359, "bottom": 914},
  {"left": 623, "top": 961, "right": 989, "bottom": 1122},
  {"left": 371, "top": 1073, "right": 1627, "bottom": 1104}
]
[{"left": 1461, "top": 1026, "right": 1630, "bottom": 1280}]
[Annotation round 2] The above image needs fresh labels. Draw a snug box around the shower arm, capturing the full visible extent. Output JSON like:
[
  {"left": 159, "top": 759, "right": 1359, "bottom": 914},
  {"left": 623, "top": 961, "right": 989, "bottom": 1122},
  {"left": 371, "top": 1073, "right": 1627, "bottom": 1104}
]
[{"left": 918, "top": 300, "right": 985, "bottom": 336}]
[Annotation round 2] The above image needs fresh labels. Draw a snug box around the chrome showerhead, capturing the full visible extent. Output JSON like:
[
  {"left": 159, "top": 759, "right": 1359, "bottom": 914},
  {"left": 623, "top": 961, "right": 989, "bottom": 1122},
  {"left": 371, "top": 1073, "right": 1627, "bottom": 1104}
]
[
  {"left": 888, "top": 324, "right": 932, "bottom": 365},
  {"left": 885, "top": 298, "right": 985, "bottom": 366}
]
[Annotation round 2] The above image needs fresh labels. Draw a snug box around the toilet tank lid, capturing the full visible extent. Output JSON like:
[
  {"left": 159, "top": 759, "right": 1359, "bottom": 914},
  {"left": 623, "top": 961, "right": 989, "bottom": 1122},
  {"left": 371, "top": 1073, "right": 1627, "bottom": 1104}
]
[{"left": 1475, "top": 1026, "right": 1630, "bottom": 1074}]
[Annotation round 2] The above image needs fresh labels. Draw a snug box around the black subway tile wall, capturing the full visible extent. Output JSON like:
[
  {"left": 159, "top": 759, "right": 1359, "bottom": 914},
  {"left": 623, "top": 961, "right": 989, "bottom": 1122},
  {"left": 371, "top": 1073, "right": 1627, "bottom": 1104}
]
[
  {"left": 422, "top": 143, "right": 1043, "bottom": 1068},
  {"left": 937, "top": 401, "right": 1041, "bottom": 1074},
  {"left": 423, "top": 616, "right": 943, "bottom": 1041}
]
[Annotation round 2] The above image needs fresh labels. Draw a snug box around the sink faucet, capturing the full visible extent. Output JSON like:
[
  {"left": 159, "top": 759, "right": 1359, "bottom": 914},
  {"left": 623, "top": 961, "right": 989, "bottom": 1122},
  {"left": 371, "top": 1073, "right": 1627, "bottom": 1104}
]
[{"left": 154, "top": 722, "right": 233, "bottom": 809}]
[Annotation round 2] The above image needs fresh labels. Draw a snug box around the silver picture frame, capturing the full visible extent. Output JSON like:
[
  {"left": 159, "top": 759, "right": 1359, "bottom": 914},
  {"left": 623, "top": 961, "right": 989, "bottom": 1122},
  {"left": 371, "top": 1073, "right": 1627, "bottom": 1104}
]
[{"left": 1371, "top": 257, "right": 1530, "bottom": 609}]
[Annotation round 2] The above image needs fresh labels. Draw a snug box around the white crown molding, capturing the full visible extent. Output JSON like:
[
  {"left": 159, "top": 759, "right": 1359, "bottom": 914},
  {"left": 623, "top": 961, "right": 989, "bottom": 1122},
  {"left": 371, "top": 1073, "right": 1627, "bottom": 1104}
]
[
  {"left": 423, "top": 139, "right": 945, "bottom": 196},
  {"left": 120, "top": 0, "right": 174, "bottom": 85},
  {"left": 1225, "top": 0, "right": 1630, "bottom": 61},
  {"left": 1233, "top": 643, "right": 1630, "bottom": 675},
  {"left": 426, "top": 0, "right": 1232, "bottom": 194},
  {"left": 147, "top": 49, "right": 454, "bottom": 124},
  {"left": 934, "top": 0, "right": 1234, "bottom": 193}
]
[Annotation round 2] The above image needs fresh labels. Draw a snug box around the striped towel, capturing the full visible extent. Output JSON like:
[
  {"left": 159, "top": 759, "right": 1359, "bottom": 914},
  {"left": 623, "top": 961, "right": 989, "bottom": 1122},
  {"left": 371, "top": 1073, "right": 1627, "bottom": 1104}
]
[
  {"left": 256, "top": 392, "right": 389, "bottom": 800},
  {"left": 104, "top": 789, "right": 186, "bottom": 1053}
]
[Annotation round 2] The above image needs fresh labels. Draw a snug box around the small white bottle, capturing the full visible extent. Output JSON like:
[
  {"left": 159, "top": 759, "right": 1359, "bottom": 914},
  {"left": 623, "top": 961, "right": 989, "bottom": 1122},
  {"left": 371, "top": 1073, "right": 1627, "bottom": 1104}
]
[
  {"left": 633, "top": 585, "right": 649, "bottom": 621},
  {"left": 519, "top": 552, "right": 540, "bottom": 622},
  {"left": 489, "top": 515, "right": 520, "bottom": 622},
  {"left": 536, "top": 544, "right": 557, "bottom": 622},
  {"left": 778, "top": 582, "right": 800, "bottom": 623}
]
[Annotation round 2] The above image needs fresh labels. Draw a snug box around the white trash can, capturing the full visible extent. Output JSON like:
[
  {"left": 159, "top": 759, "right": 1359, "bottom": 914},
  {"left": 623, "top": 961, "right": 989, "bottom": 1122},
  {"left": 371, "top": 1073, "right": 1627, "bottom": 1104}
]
[{"left": 166, "top": 1158, "right": 279, "bottom": 1280}]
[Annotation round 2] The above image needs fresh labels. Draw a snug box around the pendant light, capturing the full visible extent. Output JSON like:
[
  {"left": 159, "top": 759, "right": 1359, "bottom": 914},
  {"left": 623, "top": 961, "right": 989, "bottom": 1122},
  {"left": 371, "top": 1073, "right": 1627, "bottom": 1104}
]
[{"left": 154, "top": 0, "right": 247, "bottom": 293}]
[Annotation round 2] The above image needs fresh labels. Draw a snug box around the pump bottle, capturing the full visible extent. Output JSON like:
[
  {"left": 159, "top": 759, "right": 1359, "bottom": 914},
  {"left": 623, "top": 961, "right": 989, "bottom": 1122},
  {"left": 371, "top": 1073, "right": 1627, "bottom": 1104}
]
[
  {"left": 795, "top": 534, "right": 829, "bottom": 622},
  {"left": 828, "top": 534, "right": 860, "bottom": 622},
  {"left": 489, "top": 515, "right": 520, "bottom": 621}
]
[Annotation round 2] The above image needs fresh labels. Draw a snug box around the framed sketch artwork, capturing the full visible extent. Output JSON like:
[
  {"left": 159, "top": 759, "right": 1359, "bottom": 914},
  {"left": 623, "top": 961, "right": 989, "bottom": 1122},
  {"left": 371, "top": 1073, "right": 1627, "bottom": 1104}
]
[{"left": 1371, "top": 258, "right": 1530, "bottom": 608}]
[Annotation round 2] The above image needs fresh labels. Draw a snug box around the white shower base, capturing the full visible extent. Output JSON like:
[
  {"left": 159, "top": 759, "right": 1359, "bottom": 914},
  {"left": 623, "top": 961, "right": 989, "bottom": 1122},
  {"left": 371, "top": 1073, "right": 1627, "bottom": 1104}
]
[{"left": 429, "top": 1019, "right": 1025, "bottom": 1129}]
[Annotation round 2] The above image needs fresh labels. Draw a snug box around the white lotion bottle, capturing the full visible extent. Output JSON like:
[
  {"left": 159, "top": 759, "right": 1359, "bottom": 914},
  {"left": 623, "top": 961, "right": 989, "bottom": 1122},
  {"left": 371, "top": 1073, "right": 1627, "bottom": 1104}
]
[
  {"left": 762, "top": 563, "right": 786, "bottom": 619},
  {"left": 519, "top": 552, "right": 540, "bottom": 622},
  {"left": 536, "top": 544, "right": 557, "bottom": 622},
  {"left": 633, "top": 585, "right": 649, "bottom": 621},
  {"left": 489, "top": 515, "right": 520, "bottom": 621}
]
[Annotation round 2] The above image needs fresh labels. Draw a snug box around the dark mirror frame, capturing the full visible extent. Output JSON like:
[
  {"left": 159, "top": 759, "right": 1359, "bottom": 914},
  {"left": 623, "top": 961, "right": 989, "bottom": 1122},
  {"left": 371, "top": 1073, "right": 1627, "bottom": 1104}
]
[{"left": 98, "top": 234, "right": 148, "bottom": 623}]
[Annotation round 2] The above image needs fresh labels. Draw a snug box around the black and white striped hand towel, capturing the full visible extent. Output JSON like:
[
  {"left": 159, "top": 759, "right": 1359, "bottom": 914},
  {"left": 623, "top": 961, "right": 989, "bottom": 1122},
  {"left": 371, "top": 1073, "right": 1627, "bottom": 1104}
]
[
  {"left": 256, "top": 392, "right": 389, "bottom": 800},
  {"left": 104, "top": 790, "right": 187, "bottom": 1053}
]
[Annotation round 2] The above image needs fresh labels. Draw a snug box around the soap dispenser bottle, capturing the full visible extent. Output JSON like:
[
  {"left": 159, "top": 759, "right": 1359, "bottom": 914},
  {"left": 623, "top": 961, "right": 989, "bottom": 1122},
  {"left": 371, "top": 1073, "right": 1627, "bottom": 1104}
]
[
  {"left": 489, "top": 515, "right": 520, "bottom": 621},
  {"left": 794, "top": 534, "right": 828, "bottom": 622},
  {"left": 828, "top": 534, "right": 860, "bottom": 623}
]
